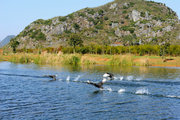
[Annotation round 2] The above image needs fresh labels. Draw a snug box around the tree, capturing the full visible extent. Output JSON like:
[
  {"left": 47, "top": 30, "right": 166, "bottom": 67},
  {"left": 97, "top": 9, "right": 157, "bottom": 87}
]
[
  {"left": 68, "top": 34, "right": 83, "bottom": 53},
  {"left": 10, "top": 38, "right": 20, "bottom": 53},
  {"left": 159, "top": 42, "right": 170, "bottom": 58}
]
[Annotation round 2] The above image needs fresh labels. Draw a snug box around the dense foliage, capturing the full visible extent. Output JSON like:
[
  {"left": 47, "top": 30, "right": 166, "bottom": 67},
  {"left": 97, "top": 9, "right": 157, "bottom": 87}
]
[{"left": 10, "top": 38, "right": 20, "bottom": 53}]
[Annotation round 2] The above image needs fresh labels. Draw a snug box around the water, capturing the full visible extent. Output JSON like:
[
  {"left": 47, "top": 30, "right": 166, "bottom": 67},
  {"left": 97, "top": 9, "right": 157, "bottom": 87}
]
[{"left": 0, "top": 62, "right": 180, "bottom": 120}]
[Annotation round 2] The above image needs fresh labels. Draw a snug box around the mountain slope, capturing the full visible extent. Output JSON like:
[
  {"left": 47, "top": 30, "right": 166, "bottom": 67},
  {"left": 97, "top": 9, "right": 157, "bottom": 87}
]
[
  {"left": 0, "top": 35, "right": 15, "bottom": 48},
  {"left": 13, "top": 0, "right": 180, "bottom": 49}
]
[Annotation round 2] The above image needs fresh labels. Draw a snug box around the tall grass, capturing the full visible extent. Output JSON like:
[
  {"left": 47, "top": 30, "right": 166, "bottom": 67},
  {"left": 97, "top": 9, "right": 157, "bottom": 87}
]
[
  {"left": 109, "top": 55, "right": 134, "bottom": 66},
  {"left": 62, "top": 54, "right": 81, "bottom": 65},
  {"left": 1, "top": 53, "right": 180, "bottom": 67}
]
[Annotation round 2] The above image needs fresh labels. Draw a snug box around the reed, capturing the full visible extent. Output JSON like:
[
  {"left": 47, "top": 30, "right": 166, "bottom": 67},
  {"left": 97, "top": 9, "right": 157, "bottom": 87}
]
[
  {"left": 108, "top": 54, "right": 134, "bottom": 66},
  {"left": 62, "top": 54, "right": 81, "bottom": 65},
  {"left": 1, "top": 53, "right": 180, "bottom": 67}
]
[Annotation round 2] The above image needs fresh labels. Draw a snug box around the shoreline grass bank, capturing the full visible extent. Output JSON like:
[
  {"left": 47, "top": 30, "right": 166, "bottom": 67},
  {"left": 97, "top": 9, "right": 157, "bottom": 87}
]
[{"left": 0, "top": 53, "right": 180, "bottom": 67}]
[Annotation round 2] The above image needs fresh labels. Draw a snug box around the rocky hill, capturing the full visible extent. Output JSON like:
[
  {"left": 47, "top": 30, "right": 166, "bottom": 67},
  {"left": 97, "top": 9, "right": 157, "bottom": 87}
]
[
  {"left": 13, "top": 0, "right": 180, "bottom": 49},
  {"left": 0, "top": 35, "right": 15, "bottom": 48}
]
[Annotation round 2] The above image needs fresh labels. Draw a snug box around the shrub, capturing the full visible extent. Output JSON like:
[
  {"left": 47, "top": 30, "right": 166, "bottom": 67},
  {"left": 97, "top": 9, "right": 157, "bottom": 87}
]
[
  {"left": 44, "top": 19, "right": 52, "bottom": 25},
  {"left": 122, "top": 10, "right": 127, "bottom": 14},
  {"left": 140, "top": 12, "right": 145, "bottom": 17},
  {"left": 73, "top": 23, "right": 80, "bottom": 30},
  {"left": 79, "top": 13, "right": 86, "bottom": 17},
  {"left": 68, "top": 13, "right": 74, "bottom": 19},
  {"left": 87, "top": 9, "right": 95, "bottom": 15},
  {"left": 33, "top": 19, "right": 44, "bottom": 24},
  {"left": 98, "top": 9, "right": 104, "bottom": 15},
  {"left": 104, "top": 16, "right": 109, "bottom": 20},
  {"left": 30, "top": 29, "right": 46, "bottom": 41},
  {"left": 59, "top": 17, "right": 67, "bottom": 22},
  {"left": 95, "top": 24, "right": 103, "bottom": 29}
]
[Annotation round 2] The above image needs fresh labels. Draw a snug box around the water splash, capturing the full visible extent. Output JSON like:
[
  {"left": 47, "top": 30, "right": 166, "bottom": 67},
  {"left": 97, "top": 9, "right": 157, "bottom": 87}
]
[
  {"left": 104, "top": 87, "right": 112, "bottom": 92},
  {"left": 135, "top": 77, "right": 143, "bottom": 81},
  {"left": 119, "top": 76, "right": 124, "bottom": 81},
  {"left": 74, "top": 75, "right": 81, "bottom": 81},
  {"left": 166, "top": 95, "right": 180, "bottom": 99},
  {"left": 66, "top": 75, "right": 70, "bottom": 82},
  {"left": 107, "top": 88, "right": 112, "bottom": 92},
  {"left": 115, "top": 76, "right": 124, "bottom": 81},
  {"left": 118, "top": 89, "right": 125, "bottom": 94},
  {"left": 127, "top": 76, "right": 133, "bottom": 81},
  {"left": 135, "top": 88, "right": 149, "bottom": 95}
]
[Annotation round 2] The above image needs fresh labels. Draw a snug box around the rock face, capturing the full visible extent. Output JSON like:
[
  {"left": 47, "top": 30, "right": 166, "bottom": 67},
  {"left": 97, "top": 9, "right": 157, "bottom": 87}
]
[
  {"left": 12, "top": 0, "right": 180, "bottom": 49},
  {"left": 131, "top": 10, "right": 141, "bottom": 22},
  {"left": 177, "top": 34, "right": 180, "bottom": 40},
  {"left": 110, "top": 3, "right": 117, "bottom": 9}
]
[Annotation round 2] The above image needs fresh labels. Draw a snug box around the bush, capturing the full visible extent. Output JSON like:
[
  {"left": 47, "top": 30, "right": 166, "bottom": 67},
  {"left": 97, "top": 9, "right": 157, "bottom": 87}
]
[
  {"left": 104, "top": 16, "right": 109, "bottom": 20},
  {"left": 79, "top": 13, "right": 86, "bottom": 17},
  {"left": 73, "top": 23, "right": 80, "bottom": 30},
  {"left": 44, "top": 20, "right": 52, "bottom": 25},
  {"left": 30, "top": 29, "right": 46, "bottom": 41},
  {"left": 140, "top": 12, "right": 145, "bottom": 17},
  {"left": 98, "top": 9, "right": 104, "bottom": 15},
  {"left": 16, "top": 45, "right": 180, "bottom": 56},
  {"left": 95, "top": 24, "right": 103, "bottom": 29},
  {"left": 59, "top": 17, "right": 67, "bottom": 22},
  {"left": 33, "top": 19, "right": 44, "bottom": 24},
  {"left": 87, "top": 9, "right": 95, "bottom": 15},
  {"left": 122, "top": 10, "right": 127, "bottom": 14},
  {"left": 121, "top": 26, "right": 135, "bottom": 33}
]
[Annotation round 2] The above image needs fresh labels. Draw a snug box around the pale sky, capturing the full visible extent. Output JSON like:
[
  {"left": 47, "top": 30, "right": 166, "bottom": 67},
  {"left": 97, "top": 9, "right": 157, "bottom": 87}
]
[{"left": 0, "top": 0, "right": 179, "bottom": 41}]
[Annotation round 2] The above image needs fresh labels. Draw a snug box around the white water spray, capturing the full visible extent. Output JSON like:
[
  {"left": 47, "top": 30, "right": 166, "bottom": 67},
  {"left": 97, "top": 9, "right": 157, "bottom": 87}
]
[
  {"left": 119, "top": 76, "right": 124, "bottom": 81},
  {"left": 66, "top": 75, "right": 70, "bottom": 82},
  {"left": 104, "top": 87, "right": 112, "bottom": 92},
  {"left": 74, "top": 75, "right": 81, "bottom": 81},
  {"left": 135, "top": 88, "right": 149, "bottom": 95},
  {"left": 127, "top": 76, "right": 133, "bottom": 81},
  {"left": 118, "top": 89, "right": 125, "bottom": 93}
]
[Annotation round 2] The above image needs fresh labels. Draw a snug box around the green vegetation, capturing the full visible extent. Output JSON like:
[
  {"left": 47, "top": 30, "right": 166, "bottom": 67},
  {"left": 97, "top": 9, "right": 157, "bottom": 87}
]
[
  {"left": 30, "top": 29, "right": 46, "bottom": 41},
  {"left": 8, "top": 0, "right": 180, "bottom": 51},
  {"left": 10, "top": 44, "right": 180, "bottom": 57},
  {"left": 59, "top": 17, "right": 67, "bottom": 22},
  {"left": 68, "top": 34, "right": 83, "bottom": 53},
  {"left": 33, "top": 19, "right": 52, "bottom": 25},
  {"left": 79, "top": 12, "right": 87, "bottom": 17},
  {"left": 87, "top": 9, "right": 95, "bottom": 15},
  {"left": 120, "top": 26, "right": 135, "bottom": 33},
  {"left": 1, "top": 52, "right": 180, "bottom": 67},
  {"left": 10, "top": 38, "right": 20, "bottom": 53},
  {"left": 60, "top": 45, "right": 180, "bottom": 57},
  {"left": 73, "top": 23, "right": 80, "bottom": 30},
  {"left": 98, "top": 9, "right": 104, "bottom": 15}
]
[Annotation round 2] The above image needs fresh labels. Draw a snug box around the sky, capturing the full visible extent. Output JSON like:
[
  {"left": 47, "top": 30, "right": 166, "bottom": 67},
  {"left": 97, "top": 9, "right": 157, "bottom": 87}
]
[{"left": 0, "top": 0, "right": 180, "bottom": 41}]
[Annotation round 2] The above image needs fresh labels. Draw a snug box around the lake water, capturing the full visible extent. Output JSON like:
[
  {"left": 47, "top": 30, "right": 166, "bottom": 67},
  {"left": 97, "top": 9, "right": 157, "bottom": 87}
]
[{"left": 0, "top": 62, "right": 180, "bottom": 120}]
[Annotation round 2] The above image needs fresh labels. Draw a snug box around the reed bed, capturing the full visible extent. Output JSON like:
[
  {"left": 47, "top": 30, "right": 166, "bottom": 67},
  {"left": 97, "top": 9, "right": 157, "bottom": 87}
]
[{"left": 1, "top": 53, "right": 180, "bottom": 67}]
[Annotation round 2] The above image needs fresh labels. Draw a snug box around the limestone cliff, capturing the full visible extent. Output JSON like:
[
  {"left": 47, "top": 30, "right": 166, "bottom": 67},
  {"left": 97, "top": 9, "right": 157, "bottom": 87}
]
[{"left": 13, "top": 0, "right": 180, "bottom": 49}]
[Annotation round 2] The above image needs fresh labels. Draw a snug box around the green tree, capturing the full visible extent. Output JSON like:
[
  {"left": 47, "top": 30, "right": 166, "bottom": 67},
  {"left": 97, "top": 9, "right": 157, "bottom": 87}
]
[
  {"left": 68, "top": 34, "right": 83, "bottom": 53},
  {"left": 159, "top": 42, "right": 170, "bottom": 57},
  {"left": 10, "top": 38, "right": 20, "bottom": 53},
  {"left": 73, "top": 23, "right": 80, "bottom": 30}
]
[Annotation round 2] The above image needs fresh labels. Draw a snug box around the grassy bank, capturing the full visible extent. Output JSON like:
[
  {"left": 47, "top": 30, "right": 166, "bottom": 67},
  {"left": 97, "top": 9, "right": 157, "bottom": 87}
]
[{"left": 1, "top": 53, "right": 180, "bottom": 67}]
